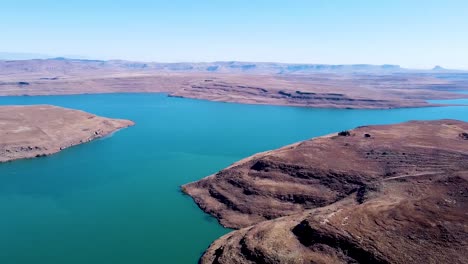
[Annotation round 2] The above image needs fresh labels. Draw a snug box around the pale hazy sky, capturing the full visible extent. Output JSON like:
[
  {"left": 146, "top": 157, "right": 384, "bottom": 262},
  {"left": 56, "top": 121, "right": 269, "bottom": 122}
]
[{"left": 1, "top": 0, "right": 467, "bottom": 69}]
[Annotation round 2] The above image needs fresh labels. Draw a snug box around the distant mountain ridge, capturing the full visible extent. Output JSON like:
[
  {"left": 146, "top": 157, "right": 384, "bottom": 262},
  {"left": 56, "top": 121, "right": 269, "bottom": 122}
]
[{"left": 0, "top": 57, "right": 466, "bottom": 75}]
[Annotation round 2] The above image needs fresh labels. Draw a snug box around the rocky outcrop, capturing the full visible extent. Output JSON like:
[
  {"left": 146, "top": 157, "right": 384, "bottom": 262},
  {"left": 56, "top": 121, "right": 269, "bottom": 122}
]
[
  {"left": 183, "top": 120, "right": 468, "bottom": 263},
  {"left": 0, "top": 105, "right": 134, "bottom": 162}
]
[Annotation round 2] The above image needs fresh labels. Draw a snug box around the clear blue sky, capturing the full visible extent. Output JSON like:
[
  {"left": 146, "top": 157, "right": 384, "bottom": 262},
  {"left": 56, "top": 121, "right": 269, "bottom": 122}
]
[{"left": 1, "top": 0, "right": 467, "bottom": 69}]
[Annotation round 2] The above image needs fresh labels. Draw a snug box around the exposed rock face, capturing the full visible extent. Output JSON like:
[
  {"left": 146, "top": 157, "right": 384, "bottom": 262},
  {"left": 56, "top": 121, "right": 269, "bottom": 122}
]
[
  {"left": 183, "top": 120, "right": 468, "bottom": 263},
  {"left": 0, "top": 105, "right": 134, "bottom": 162}
]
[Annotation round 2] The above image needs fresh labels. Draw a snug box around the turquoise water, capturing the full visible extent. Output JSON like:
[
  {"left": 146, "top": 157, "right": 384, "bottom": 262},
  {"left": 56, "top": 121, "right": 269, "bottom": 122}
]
[
  {"left": 428, "top": 91, "right": 468, "bottom": 105},
  {"left": 0, "top": 93, "right": 467, "bottom": 264},
  {"left": 429, "top": 98, "right": 468, "bottom": 105}
]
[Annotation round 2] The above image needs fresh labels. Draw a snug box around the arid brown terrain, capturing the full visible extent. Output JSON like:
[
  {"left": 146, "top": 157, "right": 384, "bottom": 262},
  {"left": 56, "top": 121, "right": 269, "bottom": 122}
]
[
  {"left": 1, "top": 59, "right": 468, "bottom": 109},
  {"left": 183, "top": 120, "right": 468, "bottom": 263},
  {"left": 0, "top": 105, "right": 134, "bottom": 162}
]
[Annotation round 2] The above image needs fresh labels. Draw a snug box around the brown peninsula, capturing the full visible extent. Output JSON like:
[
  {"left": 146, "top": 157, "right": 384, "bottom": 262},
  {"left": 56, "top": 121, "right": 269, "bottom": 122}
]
[
  {"left": 0, "top": 105, "right": 134, "bottom": 162},
  {"left": 183, "top": 120, "right": 468, "bottom": 264}
]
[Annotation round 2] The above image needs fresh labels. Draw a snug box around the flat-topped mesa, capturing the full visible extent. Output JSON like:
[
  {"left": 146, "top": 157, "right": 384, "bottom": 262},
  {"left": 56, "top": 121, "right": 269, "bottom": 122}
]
[
  {"left": 0, "top": 105, "right": 134, "bottom": 162},
  {"left": 183, "top": 120, "right": 468, "bottom": 264}
]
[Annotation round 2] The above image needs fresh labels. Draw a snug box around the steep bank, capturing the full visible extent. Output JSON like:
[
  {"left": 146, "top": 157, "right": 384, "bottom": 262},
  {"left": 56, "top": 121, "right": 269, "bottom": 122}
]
[
  {"left": 183, "top": 120, "right": 468, "bottom": 263},
  {"left": 0, "top": 105, "right": 134, "bottom": 162}
]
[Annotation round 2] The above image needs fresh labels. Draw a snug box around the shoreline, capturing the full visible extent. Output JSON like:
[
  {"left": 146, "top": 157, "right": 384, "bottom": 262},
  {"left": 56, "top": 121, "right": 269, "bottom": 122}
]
[{"left": 1, "top": 91, "right": 467, "bottom": 110}]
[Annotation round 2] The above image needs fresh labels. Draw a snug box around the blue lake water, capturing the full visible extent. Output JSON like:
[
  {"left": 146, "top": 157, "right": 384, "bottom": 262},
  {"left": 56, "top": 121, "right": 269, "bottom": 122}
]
[
  {"left": 429, "top": 98, "right": 468, "bottom": 105},
  {"left": 0, "top": 93, "right": 467, "bottom": 264},
  {"left": 428, "top": 91, "right": 468, "bottom": 105}
]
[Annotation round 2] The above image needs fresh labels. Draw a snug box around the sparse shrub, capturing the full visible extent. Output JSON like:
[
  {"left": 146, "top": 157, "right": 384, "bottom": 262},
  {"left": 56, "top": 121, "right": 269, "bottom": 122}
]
[
  {"left": 459, "top": 132, "right": 468, "bottom": 140},
  {"left": 278, "top": 91, "right": 292, "bottom": 97},
  {"left": 338, "top": 130, "right": 351, "bottom": 136}
]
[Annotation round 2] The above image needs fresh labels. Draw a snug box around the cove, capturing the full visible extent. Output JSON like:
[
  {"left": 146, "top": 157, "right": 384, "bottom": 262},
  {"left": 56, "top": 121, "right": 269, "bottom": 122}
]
[{"left": 0, "top": 93, "right": 467, "bottom": 264}]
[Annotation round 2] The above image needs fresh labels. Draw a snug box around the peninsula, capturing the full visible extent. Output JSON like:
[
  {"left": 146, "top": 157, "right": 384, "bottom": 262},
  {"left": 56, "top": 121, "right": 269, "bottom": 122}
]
[
  {"left": 183, "top": 120, "right": 468, "bottom": 263},
  {"left": 0, "top": 105, "right": 134, "bottom": 162}
]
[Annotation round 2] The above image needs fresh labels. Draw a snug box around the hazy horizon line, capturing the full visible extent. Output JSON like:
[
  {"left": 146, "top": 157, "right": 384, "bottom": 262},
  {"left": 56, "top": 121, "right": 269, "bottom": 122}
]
[{"left": 1, "top": 51, "right": 467, "bottom": 71}]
